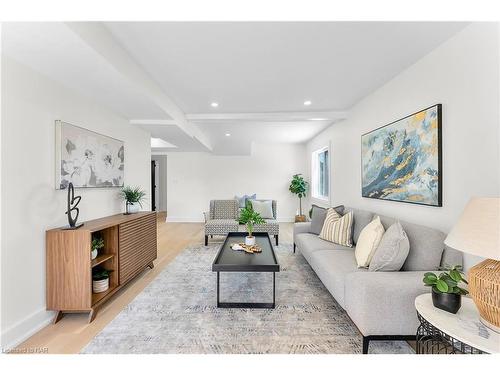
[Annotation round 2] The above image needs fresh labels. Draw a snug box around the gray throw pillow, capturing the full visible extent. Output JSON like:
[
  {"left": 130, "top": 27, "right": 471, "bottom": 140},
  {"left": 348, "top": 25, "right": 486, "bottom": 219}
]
[
  {"left": 310, "top": 204, "right": 344, "bottom": 235},
  {"left": 250, "top": 200, "right": 274, "bottom": 219},
  {"left": 235, "top": 194, "right": 256, "bottom": 208},
  {"left": 369, "top": 221, "right": 410, "bottom": 272}
]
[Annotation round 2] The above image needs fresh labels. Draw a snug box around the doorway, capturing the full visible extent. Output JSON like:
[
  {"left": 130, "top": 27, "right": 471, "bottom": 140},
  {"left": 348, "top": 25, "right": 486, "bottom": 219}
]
[{"left": 151, "top": 155, "right": 167, "bottom": 215}]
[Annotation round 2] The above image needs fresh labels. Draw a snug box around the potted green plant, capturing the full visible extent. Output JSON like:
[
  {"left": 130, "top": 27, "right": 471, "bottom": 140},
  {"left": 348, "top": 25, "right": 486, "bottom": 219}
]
[
  {"left": 239, "top": 205, "right": 265, "bottom": 246},
  {"left": 423, "top": 265, "right": 468, "bottom": 314},
  {"left": 91, "top": 237, "right": 104, "bottom": 260},
  {"left": 119, "top": 186, "right": 146, "bottom": 214},
  {"left": 92, "top": 267, "right": 113, "bottom": 293},
  {"left": 289, "top": 174, "right": 309, "bottom": 222}
]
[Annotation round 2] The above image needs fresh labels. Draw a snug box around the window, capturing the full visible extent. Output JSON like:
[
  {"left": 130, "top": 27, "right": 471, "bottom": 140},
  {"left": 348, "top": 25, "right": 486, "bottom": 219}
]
[{"left": 312, "top": 147, "right": 329, "bottom": 200}]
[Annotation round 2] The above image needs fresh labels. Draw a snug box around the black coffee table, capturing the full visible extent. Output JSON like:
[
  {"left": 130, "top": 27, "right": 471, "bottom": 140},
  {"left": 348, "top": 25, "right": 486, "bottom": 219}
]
[{"left": 212, "top": 232, "right": 280, "bottom": 308}]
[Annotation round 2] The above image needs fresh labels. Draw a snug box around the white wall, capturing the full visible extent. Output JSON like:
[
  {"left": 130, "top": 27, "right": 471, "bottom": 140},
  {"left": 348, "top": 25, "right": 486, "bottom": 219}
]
[
  {"left": 167, "top": 143, "right": 308, "bottom": 222},
  {"left": 306, "top": 23, "right": 500, "bottom": 271},
  {"left": 0, "top": 57, "right": 151, "bottom": 348}
]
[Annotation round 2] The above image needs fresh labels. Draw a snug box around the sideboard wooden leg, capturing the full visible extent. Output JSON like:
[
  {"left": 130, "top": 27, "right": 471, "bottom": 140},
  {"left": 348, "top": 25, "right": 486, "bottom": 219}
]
[
  {"left": 88, "top": 309, "right": 97, "bottom": 323},
  {"left": 148, "top": 262, "right": 154, "bottom": 269},
  {"left": 53, "top": 311, "right": 63, "bottom": 324}
]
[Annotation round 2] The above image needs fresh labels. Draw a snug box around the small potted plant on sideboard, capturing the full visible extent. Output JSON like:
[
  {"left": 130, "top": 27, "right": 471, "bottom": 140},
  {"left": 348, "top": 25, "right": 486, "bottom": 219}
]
[
  {"left": 92, "top": 267, "right": 113, "bottom": 293},
  {"left": 423, "top": 265, "right": 468, "bottom": 314},
  {"left": 119, "top": 186, "right": 146, "bottom": 214},
  {"left": 91, "top": 236, "right": 104, "bottom": 260},
  {"left": 239, "top": 204, "right": 265, "bottom": 246}
]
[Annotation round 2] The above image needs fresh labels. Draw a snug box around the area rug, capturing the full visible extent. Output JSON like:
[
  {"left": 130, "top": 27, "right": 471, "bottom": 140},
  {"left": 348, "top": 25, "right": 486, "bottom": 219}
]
[{"left": 82, "top": 243, "right": 414, "bottom": 354}]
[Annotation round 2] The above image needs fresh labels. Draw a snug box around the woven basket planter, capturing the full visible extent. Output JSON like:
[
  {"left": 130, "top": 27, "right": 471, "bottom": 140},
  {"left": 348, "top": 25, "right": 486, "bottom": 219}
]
[{"left": 93, "top": 278, "right": 109, "bottom": 293}]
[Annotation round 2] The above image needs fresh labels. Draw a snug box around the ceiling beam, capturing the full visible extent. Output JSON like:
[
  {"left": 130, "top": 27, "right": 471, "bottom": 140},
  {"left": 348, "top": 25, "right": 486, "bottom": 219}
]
[
  {"left": 186, "top": 111, "right": 348, "bottom": 123},
  {"left": 65, "top": 22, "right": 212, "bottom": 151},
  {"left": 130, "top": 119, "right": 178, "bottom": 126}
]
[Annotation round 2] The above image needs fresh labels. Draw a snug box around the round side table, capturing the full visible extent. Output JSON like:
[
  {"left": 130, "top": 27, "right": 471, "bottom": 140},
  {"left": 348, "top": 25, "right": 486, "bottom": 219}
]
[{"left": 415, "top": 293, "right": 500, "bottom": 354}]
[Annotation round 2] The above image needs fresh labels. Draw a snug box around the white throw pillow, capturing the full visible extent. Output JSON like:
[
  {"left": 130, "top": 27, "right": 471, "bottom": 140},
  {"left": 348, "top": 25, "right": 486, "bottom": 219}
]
[
  {"left": 250, "top": 200, "right": 274, "bottom": 219},
  {"left": 355, "top": 216, "right": 385, "bottom": 268}
]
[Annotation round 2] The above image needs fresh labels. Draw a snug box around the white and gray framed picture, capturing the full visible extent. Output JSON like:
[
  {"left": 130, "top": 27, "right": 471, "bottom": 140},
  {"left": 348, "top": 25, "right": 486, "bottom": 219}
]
[{"left": 55, "top": 120, "right": 124, "bottom": 189}]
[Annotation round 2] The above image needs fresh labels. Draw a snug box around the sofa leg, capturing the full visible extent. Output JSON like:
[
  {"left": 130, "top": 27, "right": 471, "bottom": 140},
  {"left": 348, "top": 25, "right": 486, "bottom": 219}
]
[
  {"left": 362, "top": 336, "right": 370, "bottom": 354},
  {"left": 204, "top": 235, "right": 208, "bottom": 246},
  {"left": 210, "top": 235, "right": 213, "bottom": 238},
  {"left": 275, "top": 235, "right": 279, "bottom": 246},
  {"left": 361, "top": 335, "right": 415, "bottom": 354},
  {"left": 293, "top": 243, "right": 296, "bottom": 253}
]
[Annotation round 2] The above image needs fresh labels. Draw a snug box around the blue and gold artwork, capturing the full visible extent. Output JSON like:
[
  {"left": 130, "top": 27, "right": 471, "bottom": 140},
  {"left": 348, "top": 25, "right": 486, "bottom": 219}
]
[{"left": 361, "top": 105, "right": 442, "bottom": 206}]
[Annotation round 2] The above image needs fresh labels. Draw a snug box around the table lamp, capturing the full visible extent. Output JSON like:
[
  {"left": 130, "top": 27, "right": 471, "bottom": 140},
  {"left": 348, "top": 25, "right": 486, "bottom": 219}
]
[{"left": 444, "top": 197, "right": 500, "bottom": 332}]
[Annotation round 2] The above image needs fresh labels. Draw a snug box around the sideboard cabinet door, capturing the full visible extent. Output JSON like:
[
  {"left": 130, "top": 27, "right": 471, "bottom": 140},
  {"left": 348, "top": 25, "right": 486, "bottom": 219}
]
[{"left": 119, "top": 213, "right": 157, "bottom": 285}]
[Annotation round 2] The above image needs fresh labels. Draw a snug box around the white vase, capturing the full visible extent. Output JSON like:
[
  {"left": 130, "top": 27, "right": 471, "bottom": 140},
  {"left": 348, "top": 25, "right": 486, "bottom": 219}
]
[
  {"left": 245, "top": 236, "right": 256, "bottom": 246},
  {"left": 91, "top": 249, "right": 98, "bottom": 260},
  {"left": 127, "top": 202, "right": 140, "bottom": 214},
  {"left": 93, "top": 278, "right": 109, "bottom": 293}
]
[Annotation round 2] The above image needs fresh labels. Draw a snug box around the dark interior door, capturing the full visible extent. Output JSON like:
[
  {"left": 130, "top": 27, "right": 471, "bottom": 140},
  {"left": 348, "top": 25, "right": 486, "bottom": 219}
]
[{"left": 151, "top": 160, "right": 156, "bottom": 211}]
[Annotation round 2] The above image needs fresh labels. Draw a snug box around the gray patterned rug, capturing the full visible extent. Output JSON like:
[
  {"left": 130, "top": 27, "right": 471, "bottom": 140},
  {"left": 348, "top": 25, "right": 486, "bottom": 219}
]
[{"left": 82, "top": 243, "right": 413, "bottom": 354}]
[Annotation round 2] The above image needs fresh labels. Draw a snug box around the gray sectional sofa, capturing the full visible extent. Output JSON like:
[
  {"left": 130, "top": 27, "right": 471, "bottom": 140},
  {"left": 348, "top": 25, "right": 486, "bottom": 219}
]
[{"left": 293, "top": 206, "right": 463, "bottom": 354}]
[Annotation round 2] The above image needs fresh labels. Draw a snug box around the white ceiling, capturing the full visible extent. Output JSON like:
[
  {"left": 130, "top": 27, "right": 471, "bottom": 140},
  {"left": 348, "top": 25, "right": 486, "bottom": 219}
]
[
  {"left": 2, "top": 22, "right": 168, "bottom": 119},
  {"left": 105, "top": 22, "right": 467, "bottom": 113},
  {"left": 2, "top": 22, "right": 468, "bottom": 155}
]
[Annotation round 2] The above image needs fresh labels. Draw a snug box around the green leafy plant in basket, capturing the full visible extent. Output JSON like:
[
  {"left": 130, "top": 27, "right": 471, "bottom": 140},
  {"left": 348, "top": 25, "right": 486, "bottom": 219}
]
[
  {"left": 92, "top": 267, "right": 113, "bottom": 281},
  {"left": 289, "top": 174, "right": 309, "bottom": 217}
]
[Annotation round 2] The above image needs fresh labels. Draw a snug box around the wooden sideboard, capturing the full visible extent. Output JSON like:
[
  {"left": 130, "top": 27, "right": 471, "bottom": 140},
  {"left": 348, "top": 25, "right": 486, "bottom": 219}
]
[{"left": 46, "top": 212, "right": 157, "bottom": 323}]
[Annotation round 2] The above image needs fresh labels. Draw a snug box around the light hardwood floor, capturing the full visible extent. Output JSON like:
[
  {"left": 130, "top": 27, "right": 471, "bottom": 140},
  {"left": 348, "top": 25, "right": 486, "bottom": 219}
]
[{"left": 15, "top": 216, "right": 294, "bottom": 354}]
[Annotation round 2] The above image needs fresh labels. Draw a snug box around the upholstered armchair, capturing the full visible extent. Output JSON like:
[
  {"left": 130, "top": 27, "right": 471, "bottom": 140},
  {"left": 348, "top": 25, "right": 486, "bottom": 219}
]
[{"left": 204, "top": 200, "right": 239, "bottom": 246}]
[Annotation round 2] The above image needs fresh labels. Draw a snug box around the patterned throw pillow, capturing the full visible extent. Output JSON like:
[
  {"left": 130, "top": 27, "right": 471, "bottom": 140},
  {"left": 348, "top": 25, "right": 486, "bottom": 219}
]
[{"left": 319, "top": 209, "right": 354, "bottom": 247}]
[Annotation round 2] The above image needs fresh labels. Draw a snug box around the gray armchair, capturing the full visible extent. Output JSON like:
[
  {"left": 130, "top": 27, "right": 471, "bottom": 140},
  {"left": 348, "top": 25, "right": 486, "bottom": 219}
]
[{"left": 204, "top": 200, "right": 239, "bottom": 246}]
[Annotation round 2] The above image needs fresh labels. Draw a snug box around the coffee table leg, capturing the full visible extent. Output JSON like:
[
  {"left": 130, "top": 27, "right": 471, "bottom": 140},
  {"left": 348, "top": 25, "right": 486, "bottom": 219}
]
[
  {"left": 217, "top": 271, "right": 220, "bottom": 307},
  {"left": 273, "top": 272, "right": 276, "bottom": 308}
]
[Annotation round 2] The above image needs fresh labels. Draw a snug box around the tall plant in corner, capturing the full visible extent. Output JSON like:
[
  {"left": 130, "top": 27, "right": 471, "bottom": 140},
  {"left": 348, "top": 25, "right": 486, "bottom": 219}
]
[{"left": 289, "top": 174, "right": 309, "bottom": 221}]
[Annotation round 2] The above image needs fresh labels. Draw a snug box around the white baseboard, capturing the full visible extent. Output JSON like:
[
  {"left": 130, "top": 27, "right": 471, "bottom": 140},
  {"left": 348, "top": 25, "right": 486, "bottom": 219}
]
[
  {"left": 166, "top": 217, "right": 296, "bottom": 223},
  {"left": 1, "top": 308, "right": 54, "bottom": 350},
  {"left": 166, "top": 217, "right": 204, "bottom": 223}
]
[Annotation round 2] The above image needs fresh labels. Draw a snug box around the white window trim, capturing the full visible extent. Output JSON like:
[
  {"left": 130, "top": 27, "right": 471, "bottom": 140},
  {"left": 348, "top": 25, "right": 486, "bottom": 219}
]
[{"left": 311, "top": 146, "right": 330, "bottom": 202}]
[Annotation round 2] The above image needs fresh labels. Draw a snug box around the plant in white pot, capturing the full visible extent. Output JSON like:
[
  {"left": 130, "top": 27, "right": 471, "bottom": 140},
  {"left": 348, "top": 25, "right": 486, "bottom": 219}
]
[
  {"left": 239, "top": 204, "right": 265, "bottom": 246},
  {"left": 119, "top": 186, "right": 146, "bottom": 214},
  {"left": 91, "top": 237, "right": 104, "bottom": 260},
  {"left": 92, "top": 267, "right": 112, "bottom": 293}
]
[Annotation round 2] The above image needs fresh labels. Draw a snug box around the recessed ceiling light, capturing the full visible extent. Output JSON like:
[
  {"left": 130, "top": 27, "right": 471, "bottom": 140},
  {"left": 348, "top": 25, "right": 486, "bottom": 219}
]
[
  {"left": 303, "top": 100, "right": 312, "bottom": 106},
  {"left": 211, "top": 102, "right": 219, "bottom": 108},
  {"left": 225, "top": 133, "right": 231, "bottom": 137}
]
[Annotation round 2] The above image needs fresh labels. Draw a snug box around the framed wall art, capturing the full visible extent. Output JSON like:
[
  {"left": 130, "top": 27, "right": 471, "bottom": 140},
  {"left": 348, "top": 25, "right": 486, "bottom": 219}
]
[
  {"left": 361, "top": 104, "right": 442, "bottom": 207},
  {"left": 55, "top": 120, "right": 124, "bottom": 189}
]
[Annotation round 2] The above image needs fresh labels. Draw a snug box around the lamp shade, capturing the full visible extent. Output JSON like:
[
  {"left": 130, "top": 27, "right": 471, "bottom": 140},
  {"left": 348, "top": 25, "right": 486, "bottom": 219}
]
[{"left": 444, "top": 197, "right": 500, "bottom": 260}]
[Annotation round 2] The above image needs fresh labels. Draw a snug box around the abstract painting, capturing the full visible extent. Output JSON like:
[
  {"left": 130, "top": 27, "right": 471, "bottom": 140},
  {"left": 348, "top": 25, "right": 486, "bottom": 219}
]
[
  {"left": 55, "top": 121, "right": 124, "bottom": 189},
  {"left": 361, "top": 104, "right": 442, "bottom": 206}
]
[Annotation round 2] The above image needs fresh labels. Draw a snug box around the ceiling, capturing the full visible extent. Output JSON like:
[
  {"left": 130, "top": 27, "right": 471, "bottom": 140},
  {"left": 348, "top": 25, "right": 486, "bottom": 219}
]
[
  {"left": 105, "top": 22, "right": 467, "bottom": 113},
  {"left": 2, "top": 22, "right": 468, "bottom": 155}
]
